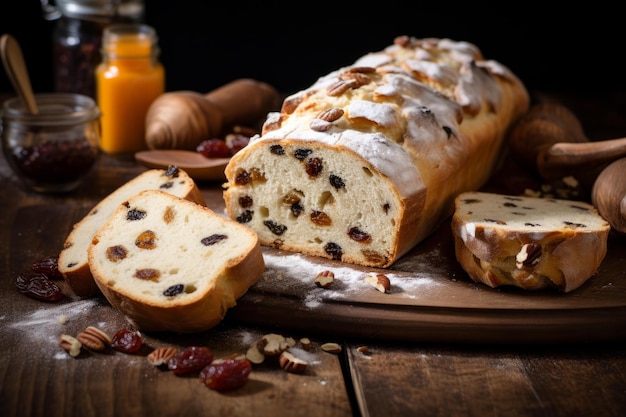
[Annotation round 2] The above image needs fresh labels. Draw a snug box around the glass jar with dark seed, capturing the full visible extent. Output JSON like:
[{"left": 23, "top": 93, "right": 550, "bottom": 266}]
[{"left": 1, "top": 93, "right": 101, "bottom": 193}]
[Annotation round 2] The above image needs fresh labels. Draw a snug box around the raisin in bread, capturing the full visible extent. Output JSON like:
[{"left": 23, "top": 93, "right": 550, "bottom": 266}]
[
  {"left": 88, "top": 189, "right": 264, "bottom": 333},
  {"left": 451, "top": 191, "right": 611, "bottom": 292},
  {"left": 59, "top": 166, "right": 205, "bottom": 297},
  {"left": 223, "top": 36, "right": 530, "bottom": 268}
]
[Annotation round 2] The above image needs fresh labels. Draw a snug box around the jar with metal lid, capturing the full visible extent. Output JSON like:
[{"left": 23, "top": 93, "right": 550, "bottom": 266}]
[
  {"left": 1, "top": 93, "right": 101, "bottom": 193},
  {"left": 96, "top": 23, "right": 164, "bottom": 154},
  {"left": 41, "top": 0, "right": 144, "bottom": 98}
]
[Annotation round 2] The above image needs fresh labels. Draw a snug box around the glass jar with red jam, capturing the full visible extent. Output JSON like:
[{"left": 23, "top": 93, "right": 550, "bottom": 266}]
[
  {"left": 1, "top": 93, "right": 101, "bottom": 193},
  {"left": 42, "top": 0, "right": 144, "bottom": 98}
]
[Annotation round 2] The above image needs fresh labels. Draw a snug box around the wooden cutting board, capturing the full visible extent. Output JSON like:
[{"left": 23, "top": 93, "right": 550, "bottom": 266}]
[{"left": 12, "top": 191, "right": 625, "bottom": 346}]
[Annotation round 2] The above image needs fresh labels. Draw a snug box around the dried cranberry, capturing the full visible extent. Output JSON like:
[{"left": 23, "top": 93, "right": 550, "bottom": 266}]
[
  {"left": 196, "top": 139, "right": 232, "bottom": 158},
  {"left": 168, "top": 346, "right": 214, "bottom": 375},
  {"left": 15, "top": 272, "right": 64, "bottom": 302},
  {"left": 111, "top": 328, "right": 142, "bottom": 353},
  {"left": 199, "top": 355, "right": 252, "bottom": 391}
]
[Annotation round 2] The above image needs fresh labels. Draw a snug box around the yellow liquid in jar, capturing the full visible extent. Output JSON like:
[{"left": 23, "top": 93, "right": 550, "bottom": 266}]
[{"left": 96, "top": 33, "right": 164, "bottom": 154}]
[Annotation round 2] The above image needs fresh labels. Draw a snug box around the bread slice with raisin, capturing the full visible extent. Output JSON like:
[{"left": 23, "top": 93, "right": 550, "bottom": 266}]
[
  {"left": 58, "top": 166, "right": 205, "bottom": 297},
  {"left": 88, "top": 189, "right": 264, "bottom": 333},
  {"left": 451, "top": 191, "right": 611, "bottom": 292},
  {"left": 223, "top": 36, "right": 529, "bottom": 268}
]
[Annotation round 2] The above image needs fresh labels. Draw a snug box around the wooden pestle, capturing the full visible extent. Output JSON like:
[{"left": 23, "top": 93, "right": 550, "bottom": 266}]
[
  {"left": 508, "top": 99, "right": 626, "bottom": 190},
  {"left": 145, "top": 78, "right": 282, "bottom": 151}
]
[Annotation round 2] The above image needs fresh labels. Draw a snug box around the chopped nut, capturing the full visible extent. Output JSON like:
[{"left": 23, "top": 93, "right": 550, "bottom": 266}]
[
  {"left": 279, "top": 351, "right": 309, "bottom": 373},
  {"left": 76, "top": 326, "right": 112, "bottom": 352},
  {"left": 59, "top": 334, "right": 82, "bottom": 357},
  {"left": 315, "top": 270, "right": 335, "bottom": 288},
  {"left": 516, "top": 243, "right": 542, "bottom": 269},
  {"left": 245, "top": 344, "right": 265, "bottom": 364},
  {"left": 147, "top": 347, "right": 179, "bottom": 366},
  {"left": 257, "top": 333, "right": 290, "bottom": 356},
  {"left": 321, "top": 342, "right": 342, "bottom": 354},
  {"left": 357, "top": 345, "right": 369, "bottom": 353},
  {"left": 300, "top": 337, "right": 312, "bottom": 351},
  {"left": 364, "top": 274, "right": 391, "bottom": 293}
]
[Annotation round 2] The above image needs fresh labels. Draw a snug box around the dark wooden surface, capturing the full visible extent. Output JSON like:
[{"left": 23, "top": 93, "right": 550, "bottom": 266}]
[{"left": 1, "top": 92, "right": 626, "bottom": 417}]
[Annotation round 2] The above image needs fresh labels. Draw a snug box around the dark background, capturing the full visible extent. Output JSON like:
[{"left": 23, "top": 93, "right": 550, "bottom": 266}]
[{"left": 2, "top": 1, "right": 625, "bottom": 96}]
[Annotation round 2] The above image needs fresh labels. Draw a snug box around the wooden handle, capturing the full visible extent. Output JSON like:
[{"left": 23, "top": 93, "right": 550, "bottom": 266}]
[{"left": 538, "top": 137, "right": 626, "bottom": 180}]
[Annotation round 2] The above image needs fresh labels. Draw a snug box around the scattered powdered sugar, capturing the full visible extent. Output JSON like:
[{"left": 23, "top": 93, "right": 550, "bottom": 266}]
[
  {"left": 6, "top": 299, "right": 101, "bottom": 355},
  {"left": 260, "top": 252, "right": 442, "bottom": 309}
]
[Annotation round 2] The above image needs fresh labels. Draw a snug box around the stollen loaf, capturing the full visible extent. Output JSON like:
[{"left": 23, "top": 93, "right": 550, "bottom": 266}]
[
  {"left": 451, "top": 191, "right": 610, "bottom": 292},
  {"left": 223, "top": 36, "right": 530, "bottom": 268},
  {"left": 88, "top": 189, "right": 264, "bottom": 333},
  {"left": 59, "top": 166, "right": 205, "bottom": 297}
]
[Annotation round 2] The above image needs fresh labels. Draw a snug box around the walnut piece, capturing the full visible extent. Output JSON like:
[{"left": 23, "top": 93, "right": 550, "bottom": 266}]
[
  {"left": 279, "top": 351, "right": 309, "bottom": 373},
  {"left": 77, "top": 326, "right": 112, "bottom": 352},
  {"left": 257, "top": 333, "right": 291, "bottom": 356},
  {"left": 59, "top": 334, "right": 82, "bottom": 357},
  {"left": 363, "top": 274, "right": 391, "bottom": 293},
  {"left": 314, "top": 270, "right": 335, "bottom": 288},
  {"left": 321, "top": 342, "right": 342, "bottom": 354},
  {"left": 147, "top": 347, "right": 179, "bottom": 366}
]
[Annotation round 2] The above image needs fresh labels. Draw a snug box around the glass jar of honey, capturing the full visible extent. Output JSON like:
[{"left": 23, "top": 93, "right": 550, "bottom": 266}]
[{"left": 95, "top": 23, "right": 164, "bottom": 154}]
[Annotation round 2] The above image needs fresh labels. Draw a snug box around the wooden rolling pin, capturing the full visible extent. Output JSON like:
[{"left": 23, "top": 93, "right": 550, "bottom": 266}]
[
  {"left": 508, "top": 99, "right": 626, "bottom": 235},
  {"left": 145, "top": 78, "right": 282, "bottom": 150},
  {"left": 508, "top": 100, "right": 626, "bottom": 190}
]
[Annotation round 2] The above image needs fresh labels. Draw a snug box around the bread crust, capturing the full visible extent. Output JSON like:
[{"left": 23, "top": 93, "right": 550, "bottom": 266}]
[{"left": 223, "top": 36, "right": 530, "bottom": 268}]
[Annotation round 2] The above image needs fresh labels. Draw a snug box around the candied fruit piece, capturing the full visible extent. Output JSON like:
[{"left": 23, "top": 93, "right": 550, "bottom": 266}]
[
  {"left": 15, "top": 272, "right": 64, "bottom": 302},
  {"left": 348, "top": 227, "right": 372, "bottom": 243},
  {"left": 329, "top": 174, "right": 345, "bottom": 190},
  {"left": 111, "top": 328, "right": 142, "bottom": 353},
  {"left": 31, "top": 255, "right": 63, "bottom": 279},
  {"left": 239, "top": 195, "right": 253, "bottom": 208},
  {"left": 127, "top": 208, "right": 147, "bottom": 221},
  {"left": 311, "top": 211, "right": 332, "bottom": 226},
  {"left": 196, "top": 139, "right": 232, "bottom": 158},
  {"left": 264, "top": 220, "right": 287, "bottom": 235},
  {"left": 163, "top": 284, "right": 184, "bottom": 297},
  {"left": 237, "top": 210, "right": 253, "bottom": 223},
  {"left": 325, "top": 242, "right": 343, "bottom": 260},
  {"left": 200, "top": 355, "right": 252, "bottom": 391},
  {"left": 270, "top": 144, "right": 285, "bottom": 155},
  {"left": 168, "top": 346, "right": 214, "bottom": 375},
  {"left": 106, "top": 245, "right": 127, "bottom": 262},
  {"left": 134, "top": 268, "right": 160, "bottom": 281},
  {"left": 305, "top": 157, "right": 323, "bottom": 177},
  {"left": 135, "top": 230, "right": 156, "bottom": 249},
  {"left": 201, "top": 234, "right": 228, "bottom": 246},
  {"left": 294, "top": 148, "right": 313, "bottom": 160}
]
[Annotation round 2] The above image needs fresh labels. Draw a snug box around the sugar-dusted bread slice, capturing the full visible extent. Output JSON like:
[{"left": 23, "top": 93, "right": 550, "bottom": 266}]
[
  {"left": 88, "top": 189, "right": 264, "bottom": 333},
  {"left": 223, "top": 36, "right": 529, "bottom": 268},
  {"left": 58, "top": 166, "right": 205, "bottom": 297},
  {"left": 451, "top": 191, "right": 611, "bottom": 292}
]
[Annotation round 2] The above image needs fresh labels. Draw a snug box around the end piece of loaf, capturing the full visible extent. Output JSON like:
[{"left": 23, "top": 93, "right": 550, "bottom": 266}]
[
  {"left": 451, "top": 191, "right": 611, "bottom": 292},
  {"left": 88, "top": 189, "right": 264, "bottom": 333},
  {"left": 223, "top": 36, "right": 529, "bottom": 268},
  {"left": 58, "top": 166, "right": 205, "bottom": 297}
]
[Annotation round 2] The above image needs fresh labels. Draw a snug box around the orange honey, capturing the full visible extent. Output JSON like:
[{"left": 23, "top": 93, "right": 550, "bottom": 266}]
[{"left": 96, "top": 24, "right": 164, "bottom": 154}]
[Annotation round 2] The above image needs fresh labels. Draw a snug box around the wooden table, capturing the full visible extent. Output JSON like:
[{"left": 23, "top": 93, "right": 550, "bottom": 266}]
[{"left": 1, "top": 92, "right": 625, "bottom": 417}]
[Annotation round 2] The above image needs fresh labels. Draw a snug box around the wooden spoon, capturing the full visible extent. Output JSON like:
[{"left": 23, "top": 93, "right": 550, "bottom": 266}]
[
  {"left": 0, "top": 34, "right": 38, "bottom": 114},
  {"left": 508, "top": 100, "right": 626, "bottom": 189},
  {"left": 592, "top": 157, "right": 626, "bottom": 235},
  {"left": 135, "top": 149, "right": 230, "bottom": 181}
]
